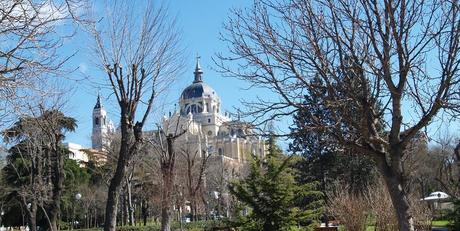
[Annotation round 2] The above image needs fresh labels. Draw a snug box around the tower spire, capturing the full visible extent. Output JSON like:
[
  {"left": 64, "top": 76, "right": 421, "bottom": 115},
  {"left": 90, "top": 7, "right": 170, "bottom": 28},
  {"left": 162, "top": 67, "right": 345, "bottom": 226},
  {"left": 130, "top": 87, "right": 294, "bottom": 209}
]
[
  {"left": 193, "top": 56, "right": 203, "bottom": 83},
  {"left": 94, "top": 92, "right": 101, "bottom": 109}
]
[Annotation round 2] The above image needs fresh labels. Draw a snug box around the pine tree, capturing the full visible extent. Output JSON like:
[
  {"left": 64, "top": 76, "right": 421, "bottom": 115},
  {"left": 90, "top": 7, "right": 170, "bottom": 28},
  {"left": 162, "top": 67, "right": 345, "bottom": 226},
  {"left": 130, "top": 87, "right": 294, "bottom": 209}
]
[
  {"left": 290, "top": 73, "right": 376, "bottom": 193},
  {"left": 229, "top": 137, "right": 323, "bottom": 231}
]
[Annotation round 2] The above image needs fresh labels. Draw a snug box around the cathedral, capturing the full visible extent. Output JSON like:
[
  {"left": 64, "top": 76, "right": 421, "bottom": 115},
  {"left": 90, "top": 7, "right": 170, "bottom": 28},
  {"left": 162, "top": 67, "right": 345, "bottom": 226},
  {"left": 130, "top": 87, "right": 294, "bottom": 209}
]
[
  {"left": 162, "top": 58, "right": 266, "bottom": 165},
  {"left": 66, "top": 58, "right": 266, "bottom": 175}
]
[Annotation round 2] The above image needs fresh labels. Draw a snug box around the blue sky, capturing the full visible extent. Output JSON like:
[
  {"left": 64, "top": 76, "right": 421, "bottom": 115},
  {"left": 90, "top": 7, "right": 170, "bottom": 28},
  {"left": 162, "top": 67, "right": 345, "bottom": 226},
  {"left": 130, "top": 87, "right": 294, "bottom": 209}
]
[
  {"left": 63, "top": 0, "right": 282, "bottom": 148},
  {"left": 60, "top": 0, "right": 458, "bottom": 151}
]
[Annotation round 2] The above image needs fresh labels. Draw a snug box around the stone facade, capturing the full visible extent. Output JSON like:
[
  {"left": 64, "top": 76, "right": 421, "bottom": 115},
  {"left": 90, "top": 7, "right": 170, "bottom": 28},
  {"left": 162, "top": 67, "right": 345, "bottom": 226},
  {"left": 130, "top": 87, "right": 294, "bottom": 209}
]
[{"left": 162, "top": 58, "right": 266, "bottom": 192}]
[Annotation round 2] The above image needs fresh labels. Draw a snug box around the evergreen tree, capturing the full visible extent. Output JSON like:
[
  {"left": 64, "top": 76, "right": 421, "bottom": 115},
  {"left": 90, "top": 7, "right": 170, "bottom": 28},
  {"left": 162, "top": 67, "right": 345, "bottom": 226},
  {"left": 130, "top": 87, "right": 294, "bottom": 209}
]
[
  {"left": 229, "top": 137, "right": 323, "bottom": 231},
  {"left": 290, "top": 73, "right": 376, "bottom": 193},
  {"left": 1, "top": 109, "right": 77, "bottom": 231}
]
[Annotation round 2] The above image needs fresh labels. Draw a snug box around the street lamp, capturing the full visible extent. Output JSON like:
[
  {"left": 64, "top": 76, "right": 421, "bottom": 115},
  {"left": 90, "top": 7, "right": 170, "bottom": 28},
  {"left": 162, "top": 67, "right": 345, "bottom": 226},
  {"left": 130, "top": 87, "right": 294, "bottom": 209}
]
[
  {"left": 72, "top": 193, "right": 82, "bottom": 230},
  {"left": 212, "top": 191, "right": 220, "bottom": 220},
  {"left": 1, "top": 210, "right": 4, "bottom": 228}
]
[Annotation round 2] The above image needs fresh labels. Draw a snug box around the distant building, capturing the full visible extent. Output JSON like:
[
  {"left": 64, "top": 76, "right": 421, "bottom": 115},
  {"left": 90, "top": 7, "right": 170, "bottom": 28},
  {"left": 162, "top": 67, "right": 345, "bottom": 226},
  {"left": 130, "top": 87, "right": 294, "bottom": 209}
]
[
  {"left": 164, "top": 57, "right": 265, "bottom": 162},
  {"left": 162, "top": 57, "right": 266, "bottom": 195},
  {"left": 65, "top": 95, "right": 115, "bottom": 165},
  {"left": 91, "top": 94, "right": 115, "bottom": 150},
  {"left": 63, "top": 142, "right": 89, "bottom": 164}
]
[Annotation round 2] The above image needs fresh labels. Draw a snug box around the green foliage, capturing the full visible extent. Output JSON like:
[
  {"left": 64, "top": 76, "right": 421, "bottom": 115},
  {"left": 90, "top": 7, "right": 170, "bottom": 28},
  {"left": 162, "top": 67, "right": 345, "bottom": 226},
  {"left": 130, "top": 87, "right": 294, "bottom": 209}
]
[
  {"left": 64, "top": 158, "right": 90, "bottom": 187},
  {"left": 0, "top": 109, "right": 82, "bottom": 227},
  {"left": 447, "top": 199, "right": 460, "bottom": 230},
  {"left": 290, "top": 74, "right": 376, "bottom": 194},
  {"left": 229, "top": 137, "right": 323, "bottom": 231}
]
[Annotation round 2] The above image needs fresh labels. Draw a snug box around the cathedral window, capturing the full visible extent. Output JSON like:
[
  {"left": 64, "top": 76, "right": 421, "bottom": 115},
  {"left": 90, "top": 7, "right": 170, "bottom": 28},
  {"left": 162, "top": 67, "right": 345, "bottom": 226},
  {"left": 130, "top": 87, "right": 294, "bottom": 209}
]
[
  {"left": 186, "top": 104, "right": 203, "bottom": 114},
  {"left": 207, "top": 130, "right": 212, "bottom": 136},
  {"left": 208, "top": 118, "right": 211, "bottom": 123},
  {"left": 218, "top": 148, "right": 223, "bottom": 155},
  {"left": 95, "top": 117, "right": 100, "bottom": 125}
]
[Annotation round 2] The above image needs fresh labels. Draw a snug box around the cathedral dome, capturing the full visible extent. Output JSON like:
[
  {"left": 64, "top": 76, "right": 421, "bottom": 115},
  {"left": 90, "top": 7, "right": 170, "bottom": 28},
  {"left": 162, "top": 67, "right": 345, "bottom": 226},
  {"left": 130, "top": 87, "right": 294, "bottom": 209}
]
[
  {"left": 180, "top": 57, "right": 219, "bottom": 101},
  {"left": 179, "top": 57, "right": 221, "bottom": 115},
  {"left": 181, "top": 82, "right": 217, "bottom": 100}
]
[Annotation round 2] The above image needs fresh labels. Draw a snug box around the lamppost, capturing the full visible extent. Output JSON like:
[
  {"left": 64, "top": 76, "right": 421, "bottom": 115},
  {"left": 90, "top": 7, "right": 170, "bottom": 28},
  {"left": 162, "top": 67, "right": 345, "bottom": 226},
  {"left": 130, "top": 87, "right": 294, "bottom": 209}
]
[
  {"left": 212, "top": 190, "right": 220, "bottom": 220},
  {"left": 72, "top": 193, "right": 82, "bottom": 230},
  {"left": 1, "top": 209, "right": 4, "bottom": 229}
]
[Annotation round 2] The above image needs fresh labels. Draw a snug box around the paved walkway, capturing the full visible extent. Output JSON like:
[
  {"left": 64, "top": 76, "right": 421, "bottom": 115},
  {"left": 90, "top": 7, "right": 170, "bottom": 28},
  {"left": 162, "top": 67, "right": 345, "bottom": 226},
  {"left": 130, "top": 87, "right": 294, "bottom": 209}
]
[{"left": 432, "top": 227, "right": 448, "bottom": 231}]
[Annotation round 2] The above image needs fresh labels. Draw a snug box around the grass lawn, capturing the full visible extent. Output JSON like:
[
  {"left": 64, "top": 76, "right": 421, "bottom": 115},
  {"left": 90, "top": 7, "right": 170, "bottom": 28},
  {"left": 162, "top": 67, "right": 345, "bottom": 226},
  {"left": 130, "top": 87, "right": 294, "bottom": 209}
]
[
  {"left": 363, "top": 221, "right": 451, "bottom": 230},
  {"left": 432, "top": 220, "right": 450, "bottom": 227}
]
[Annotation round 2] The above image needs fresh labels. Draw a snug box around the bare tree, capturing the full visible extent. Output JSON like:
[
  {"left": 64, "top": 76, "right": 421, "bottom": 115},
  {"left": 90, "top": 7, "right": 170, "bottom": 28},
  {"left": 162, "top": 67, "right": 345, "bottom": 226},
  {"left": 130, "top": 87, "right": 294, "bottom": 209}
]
[
  {"left": 434, "top": 137, "right": 460, "bottom": 198},
  {"left": 152, "top": 129, "right": 184, "bottom": 231},
  {"left": 148, "top": 121, "right": 186, "bottom": 231},
  {"left": 0, "top": 0, "right": 88, "bottom": 125},
  {"left": 216, "top": 0, "right": 460, "bottom": 230},
  {"left": 89, "top": 1, "right": 184, "bottom": 231},
  {"left": 177, "top": 135, "right": 211, "bottom": 221}
]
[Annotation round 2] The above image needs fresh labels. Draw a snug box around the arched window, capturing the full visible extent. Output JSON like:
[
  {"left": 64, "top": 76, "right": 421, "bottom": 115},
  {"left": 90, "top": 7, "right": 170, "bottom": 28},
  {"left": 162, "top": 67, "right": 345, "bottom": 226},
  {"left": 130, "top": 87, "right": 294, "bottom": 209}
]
[
  {"left": 191, "top": 105, "right": 197, "bottom": 113},
  {"left": 95, "top": 117, "right": 100, "bottom": 125}
]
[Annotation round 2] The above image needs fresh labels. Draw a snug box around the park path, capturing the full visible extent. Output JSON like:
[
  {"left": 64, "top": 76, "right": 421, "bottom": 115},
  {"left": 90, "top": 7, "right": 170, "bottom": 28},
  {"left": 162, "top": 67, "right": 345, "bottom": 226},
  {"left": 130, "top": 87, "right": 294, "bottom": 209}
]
[{"left": 432, "top": 227, "right": 448, "bottom": 231}]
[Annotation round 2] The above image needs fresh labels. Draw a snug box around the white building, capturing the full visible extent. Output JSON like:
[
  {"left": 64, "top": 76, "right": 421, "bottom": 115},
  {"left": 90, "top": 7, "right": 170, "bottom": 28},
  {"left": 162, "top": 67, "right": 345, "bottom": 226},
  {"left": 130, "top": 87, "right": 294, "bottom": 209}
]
[
  {"left": 91, "top": 94, "right": 115, "bottom": 150},
  {"left": 65, "top": 94, "right": 114, "bottom": 164},
  {"left": 63, "top": 142, "right": 89, "bottom": 163},
  {"left": 163, "top": 57, "right": 266, "bottom": 174}
]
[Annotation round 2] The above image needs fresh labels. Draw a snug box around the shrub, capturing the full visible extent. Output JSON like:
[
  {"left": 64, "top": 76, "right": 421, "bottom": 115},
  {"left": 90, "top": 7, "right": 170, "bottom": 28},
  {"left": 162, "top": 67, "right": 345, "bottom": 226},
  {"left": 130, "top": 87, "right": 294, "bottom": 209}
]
[
  {"left": 365, "top": 181, "right": 398, "bottom": 231},
  {"left": 448, "top": 199, "right": 460, "bottom": 230},
  {"left": 327, "top": 185, "right": 368, "bottom": 231}
]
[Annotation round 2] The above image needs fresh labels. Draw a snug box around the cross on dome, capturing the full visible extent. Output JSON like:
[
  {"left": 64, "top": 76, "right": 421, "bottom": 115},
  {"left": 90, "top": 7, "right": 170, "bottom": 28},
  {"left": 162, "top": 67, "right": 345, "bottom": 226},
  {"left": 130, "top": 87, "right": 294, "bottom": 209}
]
[{"left": 193, "top": 56, "right": 203, "bottom": 83}]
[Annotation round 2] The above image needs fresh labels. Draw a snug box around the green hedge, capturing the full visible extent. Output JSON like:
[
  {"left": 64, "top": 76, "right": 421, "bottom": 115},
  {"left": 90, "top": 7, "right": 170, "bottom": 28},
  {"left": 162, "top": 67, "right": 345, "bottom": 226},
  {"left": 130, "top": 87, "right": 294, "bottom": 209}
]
[{"left": 76, "top": 220, "right": 228, "bottom": 231}]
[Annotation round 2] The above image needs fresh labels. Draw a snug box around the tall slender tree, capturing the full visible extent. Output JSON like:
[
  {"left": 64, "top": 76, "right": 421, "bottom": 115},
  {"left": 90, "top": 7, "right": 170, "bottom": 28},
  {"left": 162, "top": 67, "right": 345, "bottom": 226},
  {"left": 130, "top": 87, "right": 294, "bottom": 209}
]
[{"left": 89, "top": 1, "right": 184, "bottom": 230}]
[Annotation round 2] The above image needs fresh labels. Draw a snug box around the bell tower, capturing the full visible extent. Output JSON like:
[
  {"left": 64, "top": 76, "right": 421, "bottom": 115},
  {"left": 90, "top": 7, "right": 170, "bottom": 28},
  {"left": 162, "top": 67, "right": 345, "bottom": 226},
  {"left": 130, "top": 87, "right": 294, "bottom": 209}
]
[{"left": 91, "top": 94, "right": 112, "bottom": 150}]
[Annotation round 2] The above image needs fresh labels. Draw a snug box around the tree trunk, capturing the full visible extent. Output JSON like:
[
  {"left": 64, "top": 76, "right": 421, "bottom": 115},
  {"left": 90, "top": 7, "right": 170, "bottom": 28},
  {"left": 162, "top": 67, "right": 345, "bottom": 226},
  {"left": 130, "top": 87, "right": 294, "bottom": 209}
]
[
  {"left": 24, "top": 201, "right": 37, "bottom": 231},
  {"left": 160, "top": 135, "right": 177, "bottom": 231},
  {"left": 375, "top": 152, "right": 414, "bottom": 231},
  {"left": 104, "top": 121, "right": 133, "bottom": 231},
  {"left": 104, "top": 143, "right": 129, "bottom": 231},
  {"left": 104, "top": 156, "right": 130, "bottom": 231},
  {"left": 122, "top": 190, "right": 127, "bottom": 226},
  {"left": 49, "top": 146, "right": 65, "bottom": 231},
  {"left": 160, "top": 166, "right": 174, "bottom": 231},
  {"left": 127, "top": 179, "right": 135, "bottom": 225},
  {"left": 190, "top": 197, "right": 196, "bottom": 221},
  {"left": 142, "top": 201, "right": 148, "bottom": 226}
]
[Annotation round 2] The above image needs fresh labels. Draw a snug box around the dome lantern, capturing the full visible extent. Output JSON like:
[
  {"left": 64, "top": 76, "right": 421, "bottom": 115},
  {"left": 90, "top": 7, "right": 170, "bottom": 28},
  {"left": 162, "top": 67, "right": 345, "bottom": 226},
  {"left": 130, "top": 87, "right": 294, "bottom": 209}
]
[{"left": 193, "top": 56, "right": 203, "bottom": 83}]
